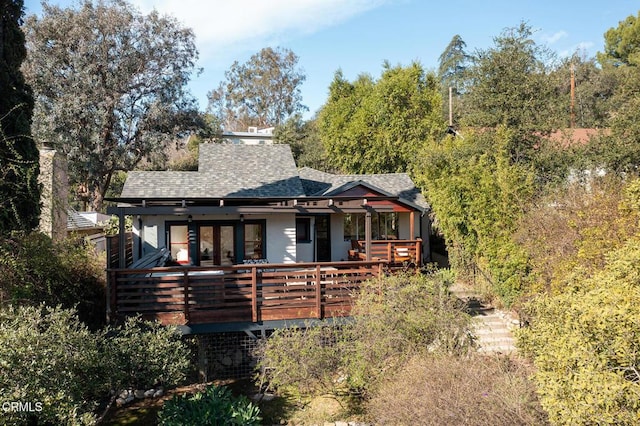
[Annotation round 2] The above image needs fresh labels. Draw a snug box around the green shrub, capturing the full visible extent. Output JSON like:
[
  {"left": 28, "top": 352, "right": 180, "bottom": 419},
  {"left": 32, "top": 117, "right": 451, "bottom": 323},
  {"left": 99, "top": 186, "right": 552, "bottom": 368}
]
[
  {"left": 158, "top": 384, "right": 262, "bottom": 426},
  {"left": 105, "top": 316, "right": 191, "bottom": 391},
  {"left": 0, "top": 305, "right": 106, "bottom": 425},
  {"left": 518, "top": 238, "right": 640, "bottom": 425},
  {"left": 0, "top": 305, "right": 191, "bottom": 425},
  {"left": 256, "top": 272, "right": 473, "bottom": 403},
  {"left": 0, "top": 231, "right": 106, "bottom": 328}
]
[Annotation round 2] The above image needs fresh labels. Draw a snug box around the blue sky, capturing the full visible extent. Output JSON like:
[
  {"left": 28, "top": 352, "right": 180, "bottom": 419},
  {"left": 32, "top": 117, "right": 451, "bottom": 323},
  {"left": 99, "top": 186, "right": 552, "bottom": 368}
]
[{"left": 22, "top": 0, "right": 640, "bottom": 121}]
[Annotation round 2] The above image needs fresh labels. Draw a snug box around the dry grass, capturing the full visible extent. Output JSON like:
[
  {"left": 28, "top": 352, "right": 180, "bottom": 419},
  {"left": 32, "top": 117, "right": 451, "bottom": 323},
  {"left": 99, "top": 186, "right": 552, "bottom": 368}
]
[{"left": 367, "top": 353, "right": 548, "bottom": 426}]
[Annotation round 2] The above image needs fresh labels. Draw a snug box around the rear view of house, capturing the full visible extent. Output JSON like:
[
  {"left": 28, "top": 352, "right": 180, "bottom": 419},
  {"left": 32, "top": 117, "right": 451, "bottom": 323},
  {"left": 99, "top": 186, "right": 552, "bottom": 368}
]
[{"left": 109, "top": 143, "right": 430, "bottom": 268}]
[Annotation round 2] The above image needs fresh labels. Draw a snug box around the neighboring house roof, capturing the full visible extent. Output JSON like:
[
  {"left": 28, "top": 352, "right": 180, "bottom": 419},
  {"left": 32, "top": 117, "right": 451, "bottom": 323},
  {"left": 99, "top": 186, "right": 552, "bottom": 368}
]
[
  {"left": 121, "top": 144, "right": 305, "bottom": 199},
  {"left": 546, "top": 128, "right": 610, "bottom": 147},
  {"left": 67, "top": 209, "right": 109, "bottom": 231},
  {"left": 298, "top": 167, "right": 429, "bottom": 211}
]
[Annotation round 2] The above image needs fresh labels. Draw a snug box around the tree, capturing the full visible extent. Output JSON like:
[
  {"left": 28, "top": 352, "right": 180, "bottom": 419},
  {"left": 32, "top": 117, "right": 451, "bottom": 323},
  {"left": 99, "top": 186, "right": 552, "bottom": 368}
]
[
  {"left": 0, "top": 0, "right": 40, "bottom": 234},
  {"left": 600, "top": 10, "right": 640, "bottom": 67},
  {"left": 208, "top": 46, "right": 307, "bottom": 131},
  {"left": 273, "top": 114, "right": 331, "bottom": 171},
  {"left": 462, "top": 22, "right": 564, "bottom": 163},
  {"left": 438, "top": 34, "right": 470, "bottom": 126},
  {"left": 23, "top": 0, "right": 201, "bottom": 211},
  {"left": 319, "top": 62, "right": 443, "bottom": 174}
]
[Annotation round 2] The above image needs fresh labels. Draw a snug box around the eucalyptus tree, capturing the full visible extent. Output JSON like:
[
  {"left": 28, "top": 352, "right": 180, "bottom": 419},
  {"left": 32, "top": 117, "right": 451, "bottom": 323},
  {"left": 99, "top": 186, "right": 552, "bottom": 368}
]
[
  {"left": 208, "top": 46, "right": 307, "bottom": 131},
  {"left": 319, "top": 62, "right": 444, "bottom": 174},
  {"left": 0, "top": 0, "right": 40, "bottom": 233},
  {"left": 23, "top": 0, "right": 201, "bottom": 211}
]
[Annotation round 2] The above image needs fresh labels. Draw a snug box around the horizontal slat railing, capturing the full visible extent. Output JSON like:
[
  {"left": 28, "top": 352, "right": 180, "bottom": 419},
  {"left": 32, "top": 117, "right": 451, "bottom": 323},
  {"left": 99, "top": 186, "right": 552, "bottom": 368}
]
[
  {"left": 108, "top": 261, "right": 385, "bottom": 326},
  {"left": 350, "top": 239, "right": 422, "bottom": 266}
]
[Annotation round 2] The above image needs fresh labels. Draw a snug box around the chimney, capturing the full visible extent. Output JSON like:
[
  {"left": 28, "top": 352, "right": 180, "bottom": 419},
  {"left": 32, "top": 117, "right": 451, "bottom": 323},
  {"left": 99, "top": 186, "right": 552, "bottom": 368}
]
[{"left": 38, "top": 144, "right": 69, "bottom": 241}]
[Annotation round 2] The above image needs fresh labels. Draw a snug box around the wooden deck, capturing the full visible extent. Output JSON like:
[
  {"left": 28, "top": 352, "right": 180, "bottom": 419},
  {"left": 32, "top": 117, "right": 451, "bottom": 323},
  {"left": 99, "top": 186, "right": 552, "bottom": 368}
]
[{"left": 108, "top": 261, "right": 385, "bottom": 327}]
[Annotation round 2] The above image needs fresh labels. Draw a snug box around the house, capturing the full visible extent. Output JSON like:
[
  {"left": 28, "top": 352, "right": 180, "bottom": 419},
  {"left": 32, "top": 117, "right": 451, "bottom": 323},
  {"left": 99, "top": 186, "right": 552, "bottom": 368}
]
[
  {"left": 221, "top": 127, "right": 275, "bottom": 145},
  {"left": 105, "top": 143, "right": 430, "bottom": 330},
  {"left": 108, "top": 143, "right": 429, "bottom": 268}
]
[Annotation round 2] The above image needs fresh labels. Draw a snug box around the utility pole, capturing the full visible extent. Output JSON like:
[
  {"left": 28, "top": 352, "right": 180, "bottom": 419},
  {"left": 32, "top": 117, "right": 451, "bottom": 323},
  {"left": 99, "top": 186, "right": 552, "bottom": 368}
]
[
  {"left": 570, "top": 64, "right": 576, "bottom": 128},
  {"left": 449, "top": 86, "right": 453, "bottom": 126}
]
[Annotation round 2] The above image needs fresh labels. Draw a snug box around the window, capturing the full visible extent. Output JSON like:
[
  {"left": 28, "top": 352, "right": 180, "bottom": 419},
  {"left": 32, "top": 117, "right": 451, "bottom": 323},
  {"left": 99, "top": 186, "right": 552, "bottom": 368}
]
[
  {"left": 343, "top": 213, "right": 398, "bottom": 241},
  {"left": 244, "top": 223, "right": 264, "bottom": 260},
  {"left": 296, "top": 218, "right": 311, "bottom": 243},
  {"left": 168, "top": 225, "right": 189, "bottom": 264}
]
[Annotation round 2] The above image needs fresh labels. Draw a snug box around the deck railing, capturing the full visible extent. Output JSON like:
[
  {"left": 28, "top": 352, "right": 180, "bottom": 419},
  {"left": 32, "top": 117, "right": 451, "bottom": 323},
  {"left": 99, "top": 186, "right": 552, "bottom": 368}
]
[
  {"left": 348, "top": 239, "right": 422, "bottom": 266},
  {"left": 107, "top": 261, "right": 385, "bottom": 326}
]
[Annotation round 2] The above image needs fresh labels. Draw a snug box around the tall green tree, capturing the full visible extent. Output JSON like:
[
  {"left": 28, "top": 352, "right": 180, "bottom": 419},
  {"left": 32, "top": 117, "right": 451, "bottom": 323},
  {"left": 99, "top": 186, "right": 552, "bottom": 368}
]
[
  {"left": 319, "top": 62, "right": 443, "bottom": 174},
  {"left": 438, "top": 34, "right": 470, "bottom": 126},
  {"left": 462, "top": 22, "right": 564, "bottom": 162},
  {"left": 584, "top": 10, "right": 640, "bottom": 173},
  {"left": 208, "top": 46, "right": 307, "bottom": 131},
  {"left": 23, "top": 0, "right": 201, "bottom": 211},
  {"left": 0, "top": 0, "right": 40, "bottom": 234},
  {"left": 273, "top": 114, "right": 331, "bottom": 171}
]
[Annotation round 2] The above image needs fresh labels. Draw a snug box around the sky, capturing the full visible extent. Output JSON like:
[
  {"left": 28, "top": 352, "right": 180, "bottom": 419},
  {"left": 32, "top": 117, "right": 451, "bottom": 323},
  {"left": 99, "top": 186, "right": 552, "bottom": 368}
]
[{"left": 22, "top": 0, "right": 640, "bottom": 121}]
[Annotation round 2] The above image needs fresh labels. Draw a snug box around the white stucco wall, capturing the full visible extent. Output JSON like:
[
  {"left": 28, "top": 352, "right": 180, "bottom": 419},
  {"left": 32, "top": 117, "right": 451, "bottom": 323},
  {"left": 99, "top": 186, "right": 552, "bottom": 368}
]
[
  {"left": 295, "top": 216, "right": 315, "bottom": 263},
  {"left": 265, "top": 214, "right": 297, "bottom": 263}
]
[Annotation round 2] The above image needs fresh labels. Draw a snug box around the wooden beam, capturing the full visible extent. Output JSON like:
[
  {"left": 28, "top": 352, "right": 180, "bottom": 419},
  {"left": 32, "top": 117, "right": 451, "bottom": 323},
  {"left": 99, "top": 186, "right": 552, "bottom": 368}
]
[
  {"left": 410, "top": 211, "right": 415, "bottom": 239},
  {"left": 365, "top": 211, "right": 372, "bottom": 262}
]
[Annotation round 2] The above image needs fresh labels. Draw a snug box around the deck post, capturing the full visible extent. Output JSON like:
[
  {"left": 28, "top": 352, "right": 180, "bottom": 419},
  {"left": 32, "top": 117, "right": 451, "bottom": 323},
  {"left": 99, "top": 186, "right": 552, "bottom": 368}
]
[
  {"left": 416, "top": 238, "right": 422, "bottom": 267},
  {"left": 387, "top": 242, "right": 392, "bottom": 264},
  {"left": 251, "top": 267, "right": 258, "bottom": 322},
  {"left": 315, "top": 264, "right": 322, "bottom": 319},
  {"left": 365, "top": 211, "right": 372, "bottom": 261},
  {"left": 410, "top": 211, "right": 415, "bottom": 240},
  {"left": 183, "top": 269, "right": 190, "bottom": 323}
]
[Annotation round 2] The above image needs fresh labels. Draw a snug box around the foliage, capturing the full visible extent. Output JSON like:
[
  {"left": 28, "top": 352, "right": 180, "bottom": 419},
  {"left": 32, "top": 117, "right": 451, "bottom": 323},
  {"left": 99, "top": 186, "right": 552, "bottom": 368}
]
[
  {"left": 600, "top": 10, "right": 640, "bottom": 67},
  {"left": 461, "top": 22, "right": 564, "bottom": 162},
  {"left": 368, "top": 354, "right": 548, "bottom": 425},
  {"left": 438, "top": 34, "right": 470, "bottom": 125},
  {"left": 515, "top": 176, "right": 639, "bottom": 295},
  {"left": 0, "top": 231, "right": 106, "bottom": 328},
  {"left": 256, "top": 272, "right": 473, "bottom": 404},
  {"left": 518, "top": 239, "right": 640, "bottom": 425},
  {"left": 23, "top": 0, "right": 202, "bottom": 211},
  {"left": 0, "top": 0, "right": 40, "bottom": 234},
  {"left": 208, "top": 46, "right": 307, "bottom": 130},
  {"left": 105, "top": 316, "right": 190, "bottom": 391},
  {"left": 0, "top": 305, "right": 105, "bottom": 425},
  {"left": 415, "top": 129, "right": 535, "bottom": 306},
  {"left": 319, "top": 62, "right": 444, "bottom": 174},
  {"left": 0, "top": 305, "right": 191, "bottom": 426},
  {"left": 158, "top": 384, "right": 262, "bottom": 426},
  {"left": 274, "top": 114, "right": 331, "bottom": 171}
]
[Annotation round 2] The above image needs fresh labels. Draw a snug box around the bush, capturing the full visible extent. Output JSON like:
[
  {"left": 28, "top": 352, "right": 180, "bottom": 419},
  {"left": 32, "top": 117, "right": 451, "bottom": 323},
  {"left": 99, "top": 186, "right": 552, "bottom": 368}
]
[
  {"left": 367, "top": 354, "right": 548, "bottom": 425},
  {"left": 158, "top": 384, "right": 262, "bottom": 426},
  {"left": 105, "top": 316, "right": 191, "bottom": 391},
  {"left": 256, "top": 271, "right": 474, "bottom": 403},
  {"left": 0, "top": 305, "right": 191, "bottom": 425},
  {"left": 0, "top": 305, "right": 106, "bottom": 425},
  {"left": 0, "top": 231, "right": 106, "bottom": 328},
  {"left": 518, "top": 238, "right": 640, "bottom": 425}
]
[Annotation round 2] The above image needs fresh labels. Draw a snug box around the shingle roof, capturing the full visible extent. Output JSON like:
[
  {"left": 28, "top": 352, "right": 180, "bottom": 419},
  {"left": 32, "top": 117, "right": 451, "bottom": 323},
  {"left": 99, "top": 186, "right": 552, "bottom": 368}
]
[
  {"left": 121, "top": 144, "right": 305, "bottom": 198},
  {"left": 298, "top": 167, "right": 429, "bottom": 210}
]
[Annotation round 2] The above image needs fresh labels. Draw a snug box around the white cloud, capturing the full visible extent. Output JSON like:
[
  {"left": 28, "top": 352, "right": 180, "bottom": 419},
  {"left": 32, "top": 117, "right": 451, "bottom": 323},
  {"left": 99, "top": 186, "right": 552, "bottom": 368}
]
[
  {"left": 131, "top": 0, "right": 390, "bottom": 60},
  {"left": 540, "top": 30, "right": 568, "bottom": 45}
]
